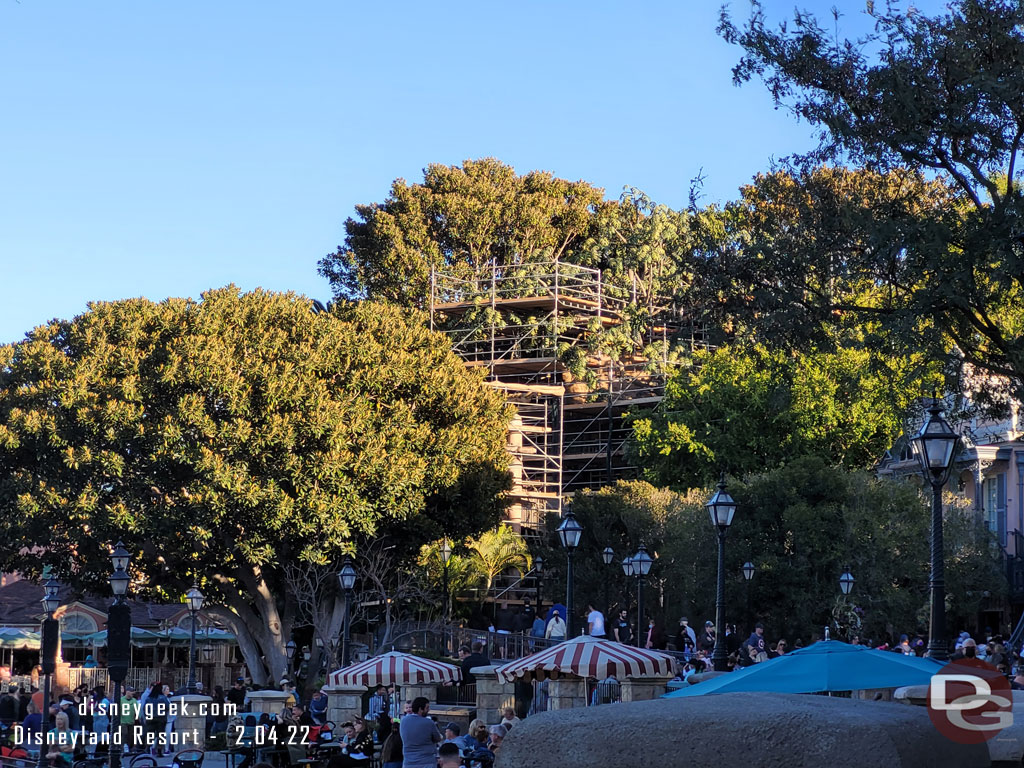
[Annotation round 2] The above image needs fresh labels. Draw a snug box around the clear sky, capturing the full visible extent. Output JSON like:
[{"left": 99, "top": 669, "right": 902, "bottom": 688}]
[{"left": 0, "top": 0, "right": 943, "bottom": 344}]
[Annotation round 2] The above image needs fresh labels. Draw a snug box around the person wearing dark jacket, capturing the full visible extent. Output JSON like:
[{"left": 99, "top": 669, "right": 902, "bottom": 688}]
[
  {"left": 697, "top": 621, "right": 716, "bottom": 653},
  {"left": 0, "top": 691, "right": 17, "bottom": 726},
  {"left": 459, "top": 641, "right": 490, "bottom": 685}
]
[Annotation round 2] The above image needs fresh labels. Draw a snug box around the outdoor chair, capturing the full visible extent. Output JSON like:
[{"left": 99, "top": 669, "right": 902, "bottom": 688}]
[{"left": 172, "top": 750, "right": 204, "bottom": 768}]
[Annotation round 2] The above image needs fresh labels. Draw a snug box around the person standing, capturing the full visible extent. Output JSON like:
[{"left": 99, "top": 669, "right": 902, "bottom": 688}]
[
  {"left": 586, "top": 605, "right": 606, "bottom": 639},
  {"left": 544, "top": 611, "right": 566, "bottom": 642},
  {"left": 119, "top": 686, "right": 140, "bottom": 754},
  {"left": 612, "top": 610, "right": 632, "bottom": 645},
  {"left": 746, "top": 623, "right": 767, "bottom": 655},
  {"left": 398, "top": 697, "right": 440, "bottom": 768},
  {"left": 89, "top": 686, "right": 110, "bottom": 756},
  {"left": 698, "top": 621, "right": 716, "bottom": 654}
]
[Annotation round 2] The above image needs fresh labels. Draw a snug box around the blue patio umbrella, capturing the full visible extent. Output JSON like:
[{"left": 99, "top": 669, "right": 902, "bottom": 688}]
[{"left": 665, "top": 639, "right": 945, "bottom": 697}]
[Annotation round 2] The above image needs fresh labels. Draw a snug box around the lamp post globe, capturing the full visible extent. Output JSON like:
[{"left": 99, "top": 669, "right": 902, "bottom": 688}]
[
  {"left": 558, "top": 506, "right": 583, "bottom": 638},
  {"left": 602, "top": 547, "right": 614, "bottom": 566},
  {"left": 743, "top": 562, "right": 755, "bottom": 581},
  {"left": 706, "top": 478, "right": 736, "bottom": 671},
  {"left": 286, "top": 639, "right": 297, "bottom": 661},
  {"left": 110, "top": 541, "right": 130, "bottom": 572},
  {"left": 840, "top": 570, "right": 855, "bottom": 596},
  {"left": 912, "top": 396, "right": 960, "bottom": 661}
]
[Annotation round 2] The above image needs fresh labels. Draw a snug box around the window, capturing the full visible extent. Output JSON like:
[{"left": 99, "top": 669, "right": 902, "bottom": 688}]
[
  {"left": 983, "top": 474, "right": 1007, "bottom": 546},
  {"left": 63, "top": 613, "right": 98, "bottom": 634}
]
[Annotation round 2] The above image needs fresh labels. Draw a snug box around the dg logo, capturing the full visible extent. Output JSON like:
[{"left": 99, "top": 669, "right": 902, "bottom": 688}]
[{"left": 928, "top": 657, "right": 1013, "bottom": 744}]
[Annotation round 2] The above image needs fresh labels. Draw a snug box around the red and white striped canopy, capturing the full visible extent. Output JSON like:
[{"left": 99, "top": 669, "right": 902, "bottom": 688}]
[
  {"left": 495, "top": 635, "right": 677, "bottom": 683},
  {"left": 328, "top": 651, "right": 462, "bottom": 687}
]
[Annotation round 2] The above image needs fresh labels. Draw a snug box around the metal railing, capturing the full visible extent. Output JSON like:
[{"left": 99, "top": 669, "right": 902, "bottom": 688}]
[
  {"left": 372, "top": 625, "right": 559, "bottom": 662},
  {"left": 66, "top": 665, "right": 243, "bottom": 693}
]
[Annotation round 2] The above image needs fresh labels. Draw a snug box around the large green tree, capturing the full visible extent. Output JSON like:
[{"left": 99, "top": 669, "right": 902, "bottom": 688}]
[
  {"left": 555, "top": 465, "right": 1004, "bottom": 646},
  {"left": 319, "top": 158, "right": 608, "bottom": 307},
  {"left": 630, "top": 341, "right": 926, "bottom": 487},
  {"left": 718, "top": 0, "right": 1024, "bottom": 409},
  {"left": 0, "top": 287, "right": 511, "bottom": 682}
]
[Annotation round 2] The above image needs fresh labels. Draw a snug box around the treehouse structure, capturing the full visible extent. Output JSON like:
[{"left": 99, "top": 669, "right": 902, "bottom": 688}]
[{"left": 429, "top": 261, "right": 701, "bottom": 555}]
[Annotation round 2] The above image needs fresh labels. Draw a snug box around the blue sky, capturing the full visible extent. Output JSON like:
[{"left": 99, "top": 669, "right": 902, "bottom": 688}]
[{"left": 0, "top": 0, "right": 943, "bottom": 344}]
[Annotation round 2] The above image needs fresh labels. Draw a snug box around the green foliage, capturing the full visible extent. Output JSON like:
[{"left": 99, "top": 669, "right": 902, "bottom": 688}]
[
  {"left": 319, "top": 158, "right": 607, "bottom": 307},
  {"left": 550, "top": 464, "right": 1003, "bottom": 645},
  {"left": 537, "top": 482, "right": 710, "bottom": 628},
  {"left": 718, "top": 1, "right": 1024, "bottom": 409},
  {"left": 0, "top": 287, "right": 511, "bottom": 680},
  {"left": 420, "top": 524, "right": 532, "bottom": 611},
  {"left": 630, "top": 341, "right": 920, "bottom": 487}
]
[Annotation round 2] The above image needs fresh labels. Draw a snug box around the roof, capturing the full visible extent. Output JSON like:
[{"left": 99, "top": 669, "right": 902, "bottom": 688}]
[{"left": 0, "top": 580, "right": 189, "bottom": 628}]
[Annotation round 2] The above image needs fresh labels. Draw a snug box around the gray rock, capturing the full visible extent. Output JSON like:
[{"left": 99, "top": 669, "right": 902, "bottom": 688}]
[{"left": 496, "top": 692, "right": 989, "bottom": 768}]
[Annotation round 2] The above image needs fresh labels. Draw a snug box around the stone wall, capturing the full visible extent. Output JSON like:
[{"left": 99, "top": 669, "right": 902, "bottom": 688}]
[
  {"left": 246, "top": 689, "right": 291, "bottom": 717},
  {"left": 473, "top": 666, "right": 516, "bottom": 724},
  {"left": 323, "top": 684, "right": 366, "bottom": 724},
  {"left": 497, "top": 692, "right": 989, "bottom": 768},
  {"left": 619, "top": 676, "right": 671, "bottom": 703},
  {"left": 546, "top": 678, "right": 586, "bottom": 711},
  {"left": 171, "top": 694, "right": 211, "bottom": 749}
]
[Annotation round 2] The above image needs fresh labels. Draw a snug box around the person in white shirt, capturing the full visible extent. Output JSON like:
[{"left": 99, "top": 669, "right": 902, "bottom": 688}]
[
  {"left": 587, "top": 604, "right": 606, "bottom": 638},
  {"left": 545, "top": 611, "right": 566, "bottom": 642}
]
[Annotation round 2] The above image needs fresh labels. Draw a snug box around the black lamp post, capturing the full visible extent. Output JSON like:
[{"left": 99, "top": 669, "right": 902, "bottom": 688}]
[
  {"left": 38, "top": 577, "right": 61, "bottom": 768},
  {"left": 912, "top": 397, "right": 960, "bottom": 662},
  {"left": 534, "top": 556, "right": 544, "bottom": 614},
  {"left": 184, "top": 585, "right": 204, "bottom": 695},
  {"left": 621, "top": 556, "right": 634, "bottom": 636},
  {"left": 440, "top": 539, "right": 452, "bottom": 626},
  {"left": 557, "top": 506, "right": 583, "bottom": 638},
  {"left": 632, "top": 545, "right": 653, "bottom": 647},
  {"left": 107, "top": 542, "right": 131, "bottom": 768},
  {"left": 338, "top": 557, "right": 357, "bottom": 667},
  {"left": 742, "top": 561, "right": 754, "bottom": 631},
  {"left": 601, "top": 547, "right": 614, "bottom": 617},
  {"left": 707, "top": 478, "right": 737, "bottom": 672}
]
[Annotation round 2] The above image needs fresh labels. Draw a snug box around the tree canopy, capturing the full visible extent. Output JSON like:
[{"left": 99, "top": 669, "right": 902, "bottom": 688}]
[
  {"left": 718, "top": 0, "right": 1024, "bottom": 409},
  {"left": 320, "top": 158, "right": 608, "bottom": 307},
  {"left": 0, "top": 287, "right": 511, "bottom": 682},
  {"left": 630, "top": 339, "right": 930, "bottom": 487},
  {"left": 553, "top": 463, "right": 1003, "bottom": 645}
]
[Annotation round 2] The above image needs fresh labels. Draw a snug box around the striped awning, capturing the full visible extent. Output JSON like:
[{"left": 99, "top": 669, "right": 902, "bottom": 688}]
[
  {"left": 495, "top": 635, "right": 677, "bottom": 682},
  {"left": 327, "top": 651, "right": 462, "bottom": 687}
]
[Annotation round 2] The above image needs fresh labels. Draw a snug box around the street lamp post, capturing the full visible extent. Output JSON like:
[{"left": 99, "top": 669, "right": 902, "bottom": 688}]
[
  {"left": 601, "top": 547, "right": 614, "bottom": 617},
  {"left": 707, "top": 478, "right": 737, "bottom": 672},
  {"left": 912, "top": 397, "right": 960, "bottom": 662},
  {"left": 440, "top": 539, "right": 452, "bottom": 626},
  {"left": 338, "top": 557, "right": 357, "bottom": 667},
  {"left": 621, "top": 556, "right": 634, "bottom": 640},
  {"left": 38, "top": 577, "right": 61, "bottom": 768},
  {"left": 557, "top": 506, "right": 583, "bottom": 638},
  {"left": 107, "top": 542, "right": 132, "bottom": 768},
  {"left": 631, "top": 545, "right": 653, "bottom": 648},
  {"left": 742, "top": 561, "right": 754, "bottom": 631},
  {"left": 534, "top": 556, "right": 544, "bottom": 614},
  {"left": 184, "top": 585, "right": 204, "bottom": 695}
]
